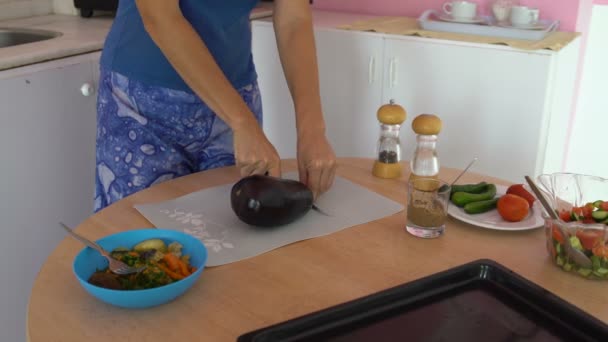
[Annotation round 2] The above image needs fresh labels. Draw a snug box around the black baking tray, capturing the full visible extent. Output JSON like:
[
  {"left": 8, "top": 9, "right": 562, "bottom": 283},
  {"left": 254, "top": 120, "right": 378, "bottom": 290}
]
[{"left": 237, "top": 259, "right": 608, "bottom": 342}]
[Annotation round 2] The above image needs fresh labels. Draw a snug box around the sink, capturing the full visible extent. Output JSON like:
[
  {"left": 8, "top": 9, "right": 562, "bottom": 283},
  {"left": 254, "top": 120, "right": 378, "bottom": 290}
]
[{"left": 0, "top": 27, "right": 62, "bottom": 48}]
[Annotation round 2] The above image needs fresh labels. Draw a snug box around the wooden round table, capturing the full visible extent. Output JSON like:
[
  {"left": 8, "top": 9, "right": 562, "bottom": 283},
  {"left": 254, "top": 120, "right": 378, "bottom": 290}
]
[{"left": 27, "top": 158, "right": 608, "bottom": 341}]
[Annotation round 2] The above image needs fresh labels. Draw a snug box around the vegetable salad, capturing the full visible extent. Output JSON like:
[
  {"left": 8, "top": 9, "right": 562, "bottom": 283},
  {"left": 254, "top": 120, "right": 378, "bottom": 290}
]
[
  {"left": 548, "top": 200, "right": 608, "bottom": 279},
  {"left": 88, "top": 238, "right": 197, "bottom": 290}
]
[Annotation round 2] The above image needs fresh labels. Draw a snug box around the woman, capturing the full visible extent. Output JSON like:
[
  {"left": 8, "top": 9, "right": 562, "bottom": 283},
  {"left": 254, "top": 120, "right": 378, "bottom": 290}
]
[{"left": 94, "top": 0, "right": 337, "bottom": 212}]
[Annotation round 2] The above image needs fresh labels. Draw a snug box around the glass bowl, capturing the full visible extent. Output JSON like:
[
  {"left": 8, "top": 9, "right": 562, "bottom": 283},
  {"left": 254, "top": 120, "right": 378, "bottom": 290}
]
[{"left": 537, "top": 172, "right": 608, "bottom": 279}]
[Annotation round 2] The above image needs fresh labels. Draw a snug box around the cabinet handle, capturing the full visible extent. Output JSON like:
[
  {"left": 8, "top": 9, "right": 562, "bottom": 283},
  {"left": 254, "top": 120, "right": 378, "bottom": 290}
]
[
  {"left": 80, "top": 83, "right": 95, "bottom": 97},
  {"left": 389, "top": 58, "right": 398, "bottom": 88},
  {"left": 368, "top": 56, "right": 376, "bottom": 84}
]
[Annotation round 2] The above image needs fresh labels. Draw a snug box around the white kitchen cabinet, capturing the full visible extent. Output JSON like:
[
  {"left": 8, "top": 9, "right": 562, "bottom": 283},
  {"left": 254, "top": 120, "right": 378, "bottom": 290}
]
[
  {"left": 383, "top": 37, "right": 580, "bottom": 182},
  {"left": 252, "top": 23, "right": 385, "bottom": 159},
  {"left": 252, "top": 13, "right": 580, "bottom": 183},
  {"left": 0, "top": 52, "right": 99, "bottom": 342}
]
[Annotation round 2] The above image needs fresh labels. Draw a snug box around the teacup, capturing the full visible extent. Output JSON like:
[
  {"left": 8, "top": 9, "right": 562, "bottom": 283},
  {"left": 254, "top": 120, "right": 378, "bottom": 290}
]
[
  {"left": 443, "top": 1, "right": 477, "bottom": 21},
  {"left": 510, "top": 5, "right": 540, "bottom": 27}
]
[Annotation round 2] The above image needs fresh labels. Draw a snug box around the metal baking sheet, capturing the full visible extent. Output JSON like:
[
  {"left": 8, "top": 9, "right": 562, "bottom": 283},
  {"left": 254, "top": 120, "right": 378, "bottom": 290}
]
[{"left": 237, "top": 259, "right": 608, "bottom": 342}]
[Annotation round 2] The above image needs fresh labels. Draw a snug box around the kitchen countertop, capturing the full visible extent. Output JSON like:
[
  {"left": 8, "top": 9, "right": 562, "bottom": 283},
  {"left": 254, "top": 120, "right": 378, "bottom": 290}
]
[
  {"left": 26, "top": 158, "right": 608, "bottom": 341},
  {"left": 0, "top": 3, "right": 277, "bottom": 72},
  {"left": 0, "top": 14, "right": 113, "bottom": 71},
  {"left": 0, "top": 6, "right": 572, "bottom": 73}
]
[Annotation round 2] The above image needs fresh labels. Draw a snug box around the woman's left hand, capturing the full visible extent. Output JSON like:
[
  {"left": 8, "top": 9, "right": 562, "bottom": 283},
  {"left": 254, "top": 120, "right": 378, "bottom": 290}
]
[{"left": 297, "top": 130, "right": 337, "bottom": 200}]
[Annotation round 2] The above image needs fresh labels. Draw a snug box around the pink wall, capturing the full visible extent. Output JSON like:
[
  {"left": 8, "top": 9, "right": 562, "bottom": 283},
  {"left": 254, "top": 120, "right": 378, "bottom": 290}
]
[{"left": 312, "top": 0, "right": 582, "bottom": 32}]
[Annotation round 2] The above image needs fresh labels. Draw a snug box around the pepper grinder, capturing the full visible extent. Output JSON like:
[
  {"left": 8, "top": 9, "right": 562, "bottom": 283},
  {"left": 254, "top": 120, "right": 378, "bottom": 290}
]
[
  {"left": 409, "top": 113, "right": 443, "bottom": 184},
  {"left": 372, "top": 99, "right": 407, "bottom": 179}
]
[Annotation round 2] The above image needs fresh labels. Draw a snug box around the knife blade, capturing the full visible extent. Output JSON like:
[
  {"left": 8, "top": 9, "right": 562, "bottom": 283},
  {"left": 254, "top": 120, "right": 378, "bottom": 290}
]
[{"left": 312, "top": 204, "right": 331, "bottom": 216}]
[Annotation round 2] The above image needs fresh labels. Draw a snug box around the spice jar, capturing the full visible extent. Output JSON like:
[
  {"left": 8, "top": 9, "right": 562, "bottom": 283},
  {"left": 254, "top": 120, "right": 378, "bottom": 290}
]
[
  {"left": 372, "top": 99, "right": 407, "bottom": 179},
  {"left": 409, "top": 114, "right": 443, "bottom": 188}
]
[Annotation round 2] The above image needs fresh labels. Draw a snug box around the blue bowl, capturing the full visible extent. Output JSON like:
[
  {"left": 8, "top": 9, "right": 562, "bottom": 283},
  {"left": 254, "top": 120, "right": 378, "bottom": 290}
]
[{"left": 73, "top": 228, "right": 207, "bottom": 309}]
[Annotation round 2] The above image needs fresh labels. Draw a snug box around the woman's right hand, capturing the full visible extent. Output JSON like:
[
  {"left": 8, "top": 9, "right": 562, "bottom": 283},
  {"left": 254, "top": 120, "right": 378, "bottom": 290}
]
[{"left": 233, "top": 117, "right": 282, "bottom": 177}]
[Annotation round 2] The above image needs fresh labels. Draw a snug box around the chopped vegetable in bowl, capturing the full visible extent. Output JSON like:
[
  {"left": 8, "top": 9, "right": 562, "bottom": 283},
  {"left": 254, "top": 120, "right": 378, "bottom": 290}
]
[
  {"left": 545, "top": 210, "right": 608, "bottom": 280},
  {"left": 88, "top": 238, "right": 197, "bottom": 290},
  {"left": 538, "top": 173, "right": 608, "bottom": 279}
]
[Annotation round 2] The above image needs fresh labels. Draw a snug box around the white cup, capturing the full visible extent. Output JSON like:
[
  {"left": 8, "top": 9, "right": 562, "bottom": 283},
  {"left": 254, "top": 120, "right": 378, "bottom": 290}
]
[
  {"left": 491, "top": 3, "right": 511, "bottom": 22},
  {"left": 510, "top": 6, "right": 540, "bottom": 27},
  {"left": 443, "top": 1, "right": 478, "bottom": 20}
]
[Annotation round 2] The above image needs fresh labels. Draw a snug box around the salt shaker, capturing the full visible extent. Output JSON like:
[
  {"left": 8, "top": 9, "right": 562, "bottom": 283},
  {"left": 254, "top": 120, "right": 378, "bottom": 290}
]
[
  {"left": 409, "top": 113, "right": 443, "bottom": 183},
  {"left": 372, "top": 99, "right": 407, "bottom": 179}
]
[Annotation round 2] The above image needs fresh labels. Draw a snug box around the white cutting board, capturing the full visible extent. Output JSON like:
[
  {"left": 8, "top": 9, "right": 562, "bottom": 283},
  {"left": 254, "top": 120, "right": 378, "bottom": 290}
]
[{"left": 134, "top": 172, "right": 404, "bottom": 267}]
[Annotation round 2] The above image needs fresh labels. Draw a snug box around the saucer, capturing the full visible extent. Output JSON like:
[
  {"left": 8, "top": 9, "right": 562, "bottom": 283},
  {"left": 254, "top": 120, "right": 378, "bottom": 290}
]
[
  {"left": 497, "top": 22, "right": 546, "bottom": 30},
  {"left": 437, "top": 14, "right": 486, "bottom": 24}
]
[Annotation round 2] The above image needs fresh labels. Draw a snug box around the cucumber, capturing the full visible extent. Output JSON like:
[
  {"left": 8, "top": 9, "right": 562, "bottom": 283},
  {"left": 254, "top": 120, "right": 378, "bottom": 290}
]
[
  {"left": 569, "top": 236, "right": 584, "bottom": 252},
  {"left": 450, "top": 182, "right": 488, "bottom": 195},
  {"left": 591, "top": 255, "right": 602, "bottom": 271},
  {"left": 555, "top": 242, "right": 562, "bottom": 256},
  {"left": 593, "top": 268, "right": 608, "bottom": 278},
  {"left": 571, "top": 211, "right": 581, "bottom": 222},
  {"left": 450, "top": 184, "right": 497, "bottom": 207},
  {"left": 593, "top": 200, "right": 604, "bottom": 209},
  {"left": 578, "top": 268, "right": 593, "bottom": 277},
  {"left": 463, "top": 198, "right": 499, "bottom": 215},
  {"left": 591, "top": 210, "right": 608, "bottom": 221},
  {"left": 563, "top": 262, "right": 573, "bottom": 272},
  {"left": 133, "top": 238, "right": 167, "bottom": 252}
]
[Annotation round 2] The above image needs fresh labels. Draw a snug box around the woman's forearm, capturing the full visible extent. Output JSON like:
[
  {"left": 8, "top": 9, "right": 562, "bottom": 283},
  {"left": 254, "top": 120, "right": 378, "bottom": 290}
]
[
  {"left": 273, "top": 0, "right": 327, "bottom": 137},
  {"left": 136, "top": 0, "right": 258, "bottom": 130}
]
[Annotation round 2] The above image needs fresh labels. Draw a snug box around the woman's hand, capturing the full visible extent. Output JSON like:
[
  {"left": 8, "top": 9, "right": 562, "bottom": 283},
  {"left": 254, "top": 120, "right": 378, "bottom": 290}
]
[
  {"left": 233, "top": 117, "right": 282, "bottom": 177},
  {"left": 297, "top": 130, "right": 337, "bottom": 200}
]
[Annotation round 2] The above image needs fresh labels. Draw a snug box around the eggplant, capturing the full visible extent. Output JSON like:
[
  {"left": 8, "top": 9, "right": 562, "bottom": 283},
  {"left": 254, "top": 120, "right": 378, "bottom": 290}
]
[{"left": 230, "top": 175, "right": 313, "bottom": 227}]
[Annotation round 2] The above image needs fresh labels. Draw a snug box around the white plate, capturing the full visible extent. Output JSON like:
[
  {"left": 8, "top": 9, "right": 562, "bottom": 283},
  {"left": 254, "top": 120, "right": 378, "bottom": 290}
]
[
  {"left": 448, "top": 184, "right": 544, "bottom": 231},
  {"left": 437, "top": 15, "right": 487, "bottom": 24},
  {"left": 497, "top": 22, "right": 546, "bottom": 30}
]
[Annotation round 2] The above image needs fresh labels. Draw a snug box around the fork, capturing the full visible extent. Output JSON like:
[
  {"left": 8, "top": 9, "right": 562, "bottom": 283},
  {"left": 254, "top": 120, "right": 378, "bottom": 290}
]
[{"left": 60, "top": 222, "right": 146, "bottom": 275}]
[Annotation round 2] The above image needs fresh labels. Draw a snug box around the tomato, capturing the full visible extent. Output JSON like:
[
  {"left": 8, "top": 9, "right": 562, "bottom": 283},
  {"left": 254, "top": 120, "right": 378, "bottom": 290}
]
[
  {"left": 582, "top": 204, "right": 595, "bottom": 219},
  {"left": 601, "top": 201, "right": 608, "bottom": 211},
  {"left": 582, "top": 217, "right": 596, "bottom": 224},
  {"left": 559, "top": 209, "right": 572, "bottom": 222},
  {"left": 497, "top": 194, "right": 530, "bottom": 222},
  {"left": 506, "top": 184, "right": 536, "bottom": 208},
  {"left": 592, "top": 243, "right": 608, "bottom": 258},
  {"left": 576, "top": 229, "right": 604, "bottom": 250},
  {"left": 552, "top": 224, "right": 565, "bottom": 244}
]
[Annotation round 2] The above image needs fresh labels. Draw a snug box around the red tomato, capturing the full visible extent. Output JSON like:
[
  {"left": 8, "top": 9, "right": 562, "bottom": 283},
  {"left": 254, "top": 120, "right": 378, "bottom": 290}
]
[
  {"left": 497, "top": 194, "right": 529, "bottom": 222},
  {"left": 576, "top": 229, "right": 603, "bottom": 250},
  {"left": 601, "top": 201, "right": 608, "bottom": 211},
  {"left": 506, "top": 184, "right": 536, "bottom": 208},
  {"left": 582, "top": 204, "right": 594, "bottom": 219},
  {"left": 552, "top": 225, "right": 565, "bottom": 244},
  {"left": 559, "top": 209, "right": 572, "bottom": 222}
]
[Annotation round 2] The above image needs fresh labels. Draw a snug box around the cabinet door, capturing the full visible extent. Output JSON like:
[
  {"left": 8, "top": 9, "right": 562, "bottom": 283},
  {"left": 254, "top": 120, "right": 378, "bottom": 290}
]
[
  {"left": 252, "top": 23, "right": 385, "bottom": 159},
  {"left": 0, "top": 54, "right": 98, "bottom": 342},
  {"left": 383, "top": 38, "right": 552, "bottom": 182}
]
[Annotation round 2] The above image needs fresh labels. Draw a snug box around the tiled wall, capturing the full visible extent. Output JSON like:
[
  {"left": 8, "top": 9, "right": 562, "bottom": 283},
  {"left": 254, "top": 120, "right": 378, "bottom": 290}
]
[{"left": 0, "top": 0, "right": 53, "bottom": 21}]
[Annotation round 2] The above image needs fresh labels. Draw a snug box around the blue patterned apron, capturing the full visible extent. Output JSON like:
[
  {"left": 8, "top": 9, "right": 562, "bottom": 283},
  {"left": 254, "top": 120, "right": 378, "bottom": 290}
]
[{"left": 94, "top": 68, "right": 263, "bottom": 212}]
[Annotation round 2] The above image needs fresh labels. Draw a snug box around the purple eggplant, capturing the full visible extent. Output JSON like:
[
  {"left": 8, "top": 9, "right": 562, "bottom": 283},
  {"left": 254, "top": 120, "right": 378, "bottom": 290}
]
[{"left": 230, "top": 175, "right": 313, "bottom": 227}]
